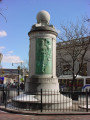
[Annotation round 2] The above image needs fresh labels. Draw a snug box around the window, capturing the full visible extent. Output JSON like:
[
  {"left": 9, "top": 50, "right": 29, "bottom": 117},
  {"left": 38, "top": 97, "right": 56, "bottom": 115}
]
[
  {"left": 77, "top": 79, "right": 83, "bottom": 87},
  {"left": 79, "top": 63, "right": 87, "bottom": 76},
  {"left": 63, "top": 65, "right": 71, "bottom": 75},
  {"left": 86, "top": 78, "right": 90, "bottom": 84}
]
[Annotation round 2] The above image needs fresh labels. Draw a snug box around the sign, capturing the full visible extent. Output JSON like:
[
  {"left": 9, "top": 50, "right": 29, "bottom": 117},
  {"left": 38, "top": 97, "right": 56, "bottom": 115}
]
[
  {"left": 0, "top": 77, "right": 4, "bottom": 80},
  {"left": 20, "top": 78, "right": 24, "bottom": 82}
]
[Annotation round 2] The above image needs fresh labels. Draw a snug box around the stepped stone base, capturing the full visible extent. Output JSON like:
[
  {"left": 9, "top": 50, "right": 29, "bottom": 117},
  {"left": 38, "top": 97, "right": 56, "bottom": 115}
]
[
  {"left": 10, "top": 76, "right": 72, "bottom": 110},
  {"left": 12, "top": 92, "right": 72, "bottom": 110}
]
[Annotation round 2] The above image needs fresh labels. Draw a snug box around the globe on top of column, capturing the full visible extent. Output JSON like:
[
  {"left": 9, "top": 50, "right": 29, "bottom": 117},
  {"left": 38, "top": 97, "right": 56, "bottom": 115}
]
[
  {"left": 29, "top": 10, "right": 57, "bottom": 37},
  {"left": 36, "top": 10, "right": 50, "bottom": 24}
]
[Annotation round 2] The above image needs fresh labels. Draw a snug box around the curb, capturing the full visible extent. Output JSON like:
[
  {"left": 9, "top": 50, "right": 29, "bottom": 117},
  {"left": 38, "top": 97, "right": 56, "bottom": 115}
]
[{"left": 0, "top": 106, "right": 90, "bottom": 115}]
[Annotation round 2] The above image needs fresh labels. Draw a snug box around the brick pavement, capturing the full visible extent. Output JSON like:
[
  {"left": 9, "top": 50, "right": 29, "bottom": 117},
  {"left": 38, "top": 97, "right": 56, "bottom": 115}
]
[{"left": 0, "top": 111, "right": 90, "bottom": 120}]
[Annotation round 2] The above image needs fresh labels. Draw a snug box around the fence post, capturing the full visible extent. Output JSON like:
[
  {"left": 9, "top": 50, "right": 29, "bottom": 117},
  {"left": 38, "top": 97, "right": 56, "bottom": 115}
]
[
  {"left": 41, "top": 89, "right": 42, "bottom": 112},
  {"left": 86, "top": 89, "right": 88, "bottom": 112},
  {"left": 2, "top": 86, "right": 4, "bottom": 103},
  {"left": 5, "top": 88, "right": 7, "bottom": 108}
]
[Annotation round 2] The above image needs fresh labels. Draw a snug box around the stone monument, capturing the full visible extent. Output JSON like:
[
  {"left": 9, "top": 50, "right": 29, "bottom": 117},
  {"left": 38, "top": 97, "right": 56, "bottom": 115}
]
[
  {"left": 25, "top": 10, "right": 72, "bottom": 109},
  {"left": 13, "top": 10, "right": 72, "bottom": 110},
  {"left": 26, "top": 10, "right": 59, "bottom": 93}
]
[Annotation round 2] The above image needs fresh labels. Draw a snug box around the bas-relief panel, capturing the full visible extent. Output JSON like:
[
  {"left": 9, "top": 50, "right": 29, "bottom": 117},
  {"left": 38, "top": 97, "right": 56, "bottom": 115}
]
[{"left": 36, "top": 38, "right": 52, "bottom": 74}]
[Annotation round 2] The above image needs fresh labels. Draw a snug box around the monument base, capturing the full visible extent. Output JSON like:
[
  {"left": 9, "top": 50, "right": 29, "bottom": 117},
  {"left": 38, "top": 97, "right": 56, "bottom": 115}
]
[
  {"left": 25, "top": 76, "right": 60, "bottom": 93},
  {"left": 12, "top": 92, "right": 72, "bottom": 110},
  {"left": 9, "top": 76, "right": 71, "bottom": 110}
]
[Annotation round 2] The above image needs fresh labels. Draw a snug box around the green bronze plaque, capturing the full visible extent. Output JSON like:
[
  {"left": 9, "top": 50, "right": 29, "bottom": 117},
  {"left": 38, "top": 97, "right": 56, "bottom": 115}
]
[{"left": 36, "top": 38, "right": 52, "bottom": 74}]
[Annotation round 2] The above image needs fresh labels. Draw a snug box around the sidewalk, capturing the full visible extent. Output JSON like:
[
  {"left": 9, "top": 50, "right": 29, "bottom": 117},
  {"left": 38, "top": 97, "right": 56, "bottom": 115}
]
[
  {"left": 0, "top": 105, "right": 90, "bottom": 115},
  {"left": 0, "top": 110, "right": 90, "bottom": 120}
]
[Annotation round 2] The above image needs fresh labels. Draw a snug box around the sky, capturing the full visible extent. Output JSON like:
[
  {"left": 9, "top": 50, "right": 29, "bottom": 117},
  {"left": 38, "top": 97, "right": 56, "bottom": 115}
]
[{"left": 0, "top": 0, "right": 90, "bottom": 69}]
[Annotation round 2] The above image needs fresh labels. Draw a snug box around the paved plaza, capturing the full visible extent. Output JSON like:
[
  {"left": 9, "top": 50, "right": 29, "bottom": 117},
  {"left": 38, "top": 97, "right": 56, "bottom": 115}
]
[{"left": 0, "top": 110, "right": 90, "bottom": 120}]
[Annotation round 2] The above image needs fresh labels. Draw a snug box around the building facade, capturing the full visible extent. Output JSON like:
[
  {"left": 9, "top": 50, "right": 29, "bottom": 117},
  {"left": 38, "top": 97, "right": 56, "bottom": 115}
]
[
  {"left": 56, "top": 36, "right": 90, "bottom": 77},
  {"left": 0, "top": 68, "right": 28, "bottom": 84}
]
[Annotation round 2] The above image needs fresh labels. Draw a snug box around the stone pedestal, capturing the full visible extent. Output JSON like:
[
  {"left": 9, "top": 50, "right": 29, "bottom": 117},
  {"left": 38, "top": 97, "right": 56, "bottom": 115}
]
[
  {"left": 12, "top": 10, "right": 72, "bottom": 110},
  {"left": 25, "top": 29, "right": 59, "bottom": 93},
  {"left": 26, "top": 10, "right": 59, "bottom": 93},
  {"left": 26, "top": 76, "right": 59, "bottom": 93}
]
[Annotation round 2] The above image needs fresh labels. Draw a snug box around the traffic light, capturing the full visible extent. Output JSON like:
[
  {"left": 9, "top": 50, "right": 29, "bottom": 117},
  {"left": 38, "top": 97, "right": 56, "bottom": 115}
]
[{"left": 2, "top": 71, "right": 4, "bottom": 74}]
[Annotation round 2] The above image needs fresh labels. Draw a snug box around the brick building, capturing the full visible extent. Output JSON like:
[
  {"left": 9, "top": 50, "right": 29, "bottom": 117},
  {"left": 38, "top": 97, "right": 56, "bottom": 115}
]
[{"left": 56, "top": 36, "right": 90, "bottom": 77}]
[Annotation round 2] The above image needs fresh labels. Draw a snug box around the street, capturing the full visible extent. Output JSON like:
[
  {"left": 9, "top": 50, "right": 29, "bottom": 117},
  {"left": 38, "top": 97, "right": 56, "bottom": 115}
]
[{"left": 0, "top": 110, "right": 90, "bottom": 120}]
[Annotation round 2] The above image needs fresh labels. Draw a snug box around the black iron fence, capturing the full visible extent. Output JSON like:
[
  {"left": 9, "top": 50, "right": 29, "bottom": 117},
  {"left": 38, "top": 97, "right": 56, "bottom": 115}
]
[{"left": 0, "top": 87, "right": 90, "bottom": 113}]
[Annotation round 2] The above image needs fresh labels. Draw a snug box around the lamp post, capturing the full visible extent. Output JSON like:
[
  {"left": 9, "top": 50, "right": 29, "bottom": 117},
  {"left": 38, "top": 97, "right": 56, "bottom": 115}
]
[
  {"left": 12, "top": 62, "right": 23, "bottom": 95},
  {"left": 24, "top": 74, "right": 28, "bottom": 91},
  {"left": 0, "top": 53, "right": 3, "bottom": 68},
  {"left": 17, "top": 66, "right": 20, "bottom": 96},
  {"left": 12, "top": 62, "right": 26, "bottom": 94}
]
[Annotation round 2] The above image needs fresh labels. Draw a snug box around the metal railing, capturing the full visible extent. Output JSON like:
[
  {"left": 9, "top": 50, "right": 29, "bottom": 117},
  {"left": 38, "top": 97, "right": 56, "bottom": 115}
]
[{"left": 0, "top": 87, "right": 90, "bottom": 112}]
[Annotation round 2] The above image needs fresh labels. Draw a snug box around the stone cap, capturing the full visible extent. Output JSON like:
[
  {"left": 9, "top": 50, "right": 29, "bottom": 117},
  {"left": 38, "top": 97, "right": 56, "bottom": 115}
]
[
  {"left": 28, "top": 10, "right": 58, "bottom": 36},
  {"left": 28, "top": 24, "right": 58, "bottom": 36}
]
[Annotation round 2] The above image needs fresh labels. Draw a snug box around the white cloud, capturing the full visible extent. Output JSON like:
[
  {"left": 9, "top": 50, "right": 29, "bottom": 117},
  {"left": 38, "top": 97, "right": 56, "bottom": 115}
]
[
  {"left": 8, "top": 51, "right": 13, "bottom": 54},
  {"left": 6, "top": 51, "right": 14, "bottom": 55},
  {"left": 0, "top": 46, "right": 5, "bottom": 52},
  {"left": 0, "top": 30, "right": 7, "bottom": 37},
  {"left": 2, "top": 55, "right": 23, "bottom": 63},
  {"left": 0, "top": 47, "right": 23, "bottom": 64}
]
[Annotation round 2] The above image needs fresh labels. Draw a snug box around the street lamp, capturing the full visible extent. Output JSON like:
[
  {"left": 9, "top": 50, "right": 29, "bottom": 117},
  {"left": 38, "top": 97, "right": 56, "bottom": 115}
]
[
  {"left": 12, "top": 62, "right": 26, "bottom": 94},
  {"left": 17, "top": 66, "right": 20, "bottom": 95},
  {"left": 0, "top": 53, "right": 3, "bottom": 68}
]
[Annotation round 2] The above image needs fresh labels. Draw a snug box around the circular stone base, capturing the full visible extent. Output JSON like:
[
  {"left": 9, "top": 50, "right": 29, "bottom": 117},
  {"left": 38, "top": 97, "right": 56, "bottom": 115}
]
[
  {"left": 12, "top": 93, "right": 72, "bottom": 110},
  {"left": 79, "top": 105, "right": 90, "bottom": 109}
]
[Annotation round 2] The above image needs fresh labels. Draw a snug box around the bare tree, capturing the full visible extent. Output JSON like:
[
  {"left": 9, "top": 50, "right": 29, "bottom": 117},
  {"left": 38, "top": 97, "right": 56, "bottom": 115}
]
[
  {"left": 57, "top": 20, "right": 90, "bottom": 91},
  {"left": 0, "top": 0, "right": 7, "bottom": 22}
]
